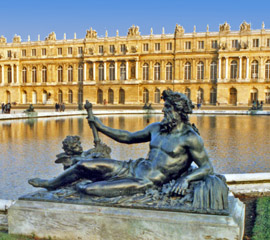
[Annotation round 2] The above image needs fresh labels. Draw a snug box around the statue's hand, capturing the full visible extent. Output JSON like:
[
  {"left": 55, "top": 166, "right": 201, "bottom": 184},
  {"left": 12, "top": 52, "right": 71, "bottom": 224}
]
[{"left": 170, "top": 178, "right": 189, "bottom": 196}]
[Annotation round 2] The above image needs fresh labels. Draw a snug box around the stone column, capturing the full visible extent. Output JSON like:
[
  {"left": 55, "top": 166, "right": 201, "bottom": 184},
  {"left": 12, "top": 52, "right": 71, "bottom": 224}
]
[
  {"left": 239, "top": 57, "right": 242, "bottom": 80},
  {"left": 126, "top": 61, "right": 129, "bottom": 80},
  {"left": 93, "top": 62, "right": 96, "bottom": 81},
  {"left": 225, "top": 57, "right": 228, "bottom": 80},
  {"left": 246, "top": 57, "right": 249, "bottom": 80},
  {"left": 136, "top": 60, "right": 138, "bottom": 79},
  {"left": 84, "top": 62, "right": 87, "bottom": 81},
  {"left": 218, "top": 58, "right": 221, "bottom": 80},
  {"left": 17, "top": 65, "right": 19, "bottom": 84},
  {"left": 1, "top": 65, "right": 4, "bottom": 84},
  {"left": 115, "top": 61, "right": 118, "bottom": 80},
  {"left": 104, "top": 62, "right": 107, "bottom": 81},
  {"left": 205, "top": 59, "right": 209, "bottom": 81},
  {"left": 192, "top": 59, "right": 196, "bottom": 80},
  {"left": 260, "top": 57, "right": 264, "bottom": 81},
  {"left": 11, "top": 65, "right": 14, "bottom": 83}
]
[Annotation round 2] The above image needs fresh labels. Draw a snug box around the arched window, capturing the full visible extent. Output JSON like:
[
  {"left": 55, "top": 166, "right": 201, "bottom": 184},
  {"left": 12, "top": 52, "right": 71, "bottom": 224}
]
[
  {"left": 58, "top": 66, "right": 63, "bottom": 82},
  {"left": 166, "top": 63, "right": 172, "bottom": 80},
  {"left": 68, "top": 66, "right": 73, "bottom": 82},
  {"left": 197, "top": 88, "right": 204, "bottom": 104},
  {"left": 154, "top": 88, "right": 160, "bottom": 103},
  {"left": 265, "top": 88, "right": 270, "bottom": 104},
  {"left": 143, "top": 63, "right": 149, "bottom": 80},
  {"left": 22, "top": 90, "right": 27, "bottom": 104},
  {"left": 229, "top": 88, "right": 237, "bottom": 105},
  {"left": 120, "top": 63, "right": 126, "bottom": 80},
  {"left": 78, "top": 89, "right": 83, "bottom": 104},
  {"left": 32, "top": 91, "right": 37, "bottom": 104},
  {"left": 184, "top": 62, "right": 191, "bottom": 80},
  {"left": 8, "top": 67, "right": 11, "bottom": 83},
  {"left": 58, "top": 90, "right": 63, "bottom": 103},
  {"left": 154, "top": 63, "right": 160, "bottom": 80},
  {"left": 42, "top": 90, "right": 47, "bottom": 104},
  {"left": 185, "top": 88, "right": 191, "bottom": 100},
  {"left": 98, "top": 64, "right": 104, "bottom": 81},
  {"left": 143, "top": 88, "right": 149, "bottom": 103},
  {"left": 250, "top": 88, "right": 258, "bottom": 103},
  {"left": 6, "top": 91, "right": 11, "bottom": 103},
  {"left": 210, "top": 88, "right": 217, "bottom": 105},
  {"left": 119, "top": 88, "right": 125, "bottom": 104},
  {"left": 97, "top": 89, "right": 103, "bottom": 104},
  {"left": 108, "top": 89, "right": 114, "bottom": 104},
  {"left": 265, "top": 60, "right": 270, "bottom": 80},
  {"left": 42, "top": 66, "right": 47, "bottom": 83},
  {"left": 68, "top": 90, "right": 73, "bottom": 103},
  {"left": 251, "top": 60, "right": 259, "bottom": 79},
  {"left": 109, "top": 63, "right": 115, "bottom": 81},
  {"left": 22, "top": 67, "right": 27, "bottom": 83},
  {"left": 230, "top": 60, "right": 237, "bottom": 79},
  {"left": 197, "top": 61, "right": 204, "bottom": 80},
  {"left": 32, "top": 67, "right": 37, "bottom": 83},
  {"left": 210, "top": 61, "right": 217, "bottom": 81},
  {"left": 78, "top": 64, "right": 83, "bottom": 82}
]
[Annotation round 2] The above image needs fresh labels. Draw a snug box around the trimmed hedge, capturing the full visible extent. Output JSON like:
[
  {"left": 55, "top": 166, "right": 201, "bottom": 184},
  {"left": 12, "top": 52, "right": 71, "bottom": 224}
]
[{"left": 252, "top": 197, "right": 270, "bottom": 240}]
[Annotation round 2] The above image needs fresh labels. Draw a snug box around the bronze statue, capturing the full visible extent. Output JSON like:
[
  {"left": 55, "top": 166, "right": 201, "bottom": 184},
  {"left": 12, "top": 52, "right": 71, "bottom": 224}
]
[{"left": 28, "top": 90, "right": 228, "bottom": 213}]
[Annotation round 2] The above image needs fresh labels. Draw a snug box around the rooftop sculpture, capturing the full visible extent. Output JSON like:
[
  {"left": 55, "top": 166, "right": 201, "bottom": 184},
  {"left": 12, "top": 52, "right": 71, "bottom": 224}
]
[{"left": 27, "top": 90, "right": 228, "bottom": 214}]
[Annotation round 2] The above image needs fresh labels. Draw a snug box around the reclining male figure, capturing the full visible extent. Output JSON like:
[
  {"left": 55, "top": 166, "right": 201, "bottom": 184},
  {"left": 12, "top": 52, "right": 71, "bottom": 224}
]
[{"left": 29, "top": 90, "right": 213, "bottom": 198}]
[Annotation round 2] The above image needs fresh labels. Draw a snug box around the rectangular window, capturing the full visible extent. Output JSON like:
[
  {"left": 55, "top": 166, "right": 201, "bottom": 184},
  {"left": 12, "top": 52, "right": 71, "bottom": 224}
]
[
  {"left": 22, "top": 49, "right": 26, "bottom": 57},
  {"left": 58, "top": 48, "right": 62, "bottom": 55},
  {"left": 7, "top": 50, "right": 11, "bottom": 58},
  {"left": 110, "top": 45, "right": 115, "bottom": 53},
  {"left": 253, "top": 39, "right": 259, "bottom": 47},
  {"left": 99, "top": 45, "right": 104, "bottom": 54},
  {"left": 42, "top": 48, "right": 46, "bottom": 56},
  {"left": 167, "top": 42, "right": 172, "bottom": 51},
  {"left": 143, "top": 43, "right": 148, "bottom": 51},
  {"left": 211, "top": 40, "right": 218, "bottom": 49},
  {"left": 267, "top": 39, "right": 270, "bottom": 47},
  {"left": 78, "top": 47, "right": 83, "bottom": 54},
  {"left": 232, "top": 40, "right": 239, "bottom": 48},
  {"left": 120, "top": 44, "right": 125, "bottom": 53},
  {"left": 32, "top": 49, "right": 36, "bottom": 56},
  {"left": 198, "top": 41, "right": 204, "bottom": 49},
  {"left": 68, "top": 47, "right": 72, "bottom": 55},
  {"left": 155, "top": 43, "right": 160, "bottom": 51},
  {"left": 185, "top": 41, "right": 191, "bottom": 50}
]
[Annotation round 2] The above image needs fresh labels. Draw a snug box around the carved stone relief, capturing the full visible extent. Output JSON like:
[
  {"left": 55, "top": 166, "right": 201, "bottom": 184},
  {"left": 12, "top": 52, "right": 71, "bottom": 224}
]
[
  {"left": 45, "top": 32, "right": 56, "bottom": 41},
  {"left": 127, "top": 25, "right": 140, "bottom": 37},
  {"left": 240, "top": 21, "right": 251, "bottom": 32},
  {"left": 174, "top": 24, "right": 185, "bottom": 37},
  {"left": 13, "top": 34, "right": 21, "bottom": 43},
  {"left": 219, "top": 22, "right": 230, "bottom": 33},
  {"left": 0, "top": 35, "right": 7, "bottom": 44},
  {"left": 85, "top": 28, "right": 97, "bottom": 39}
]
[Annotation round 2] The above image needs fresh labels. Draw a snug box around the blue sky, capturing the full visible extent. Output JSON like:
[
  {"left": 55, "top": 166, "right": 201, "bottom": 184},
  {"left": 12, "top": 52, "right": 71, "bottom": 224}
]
[{"left": 1, "top": 0, "right": 270, "bottom": 42}]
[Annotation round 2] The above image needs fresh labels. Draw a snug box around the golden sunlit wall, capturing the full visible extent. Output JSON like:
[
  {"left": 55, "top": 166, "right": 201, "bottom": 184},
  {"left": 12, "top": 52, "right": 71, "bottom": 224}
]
[{"left": 1, "top": 22, "right": 270, "bottom": 106}]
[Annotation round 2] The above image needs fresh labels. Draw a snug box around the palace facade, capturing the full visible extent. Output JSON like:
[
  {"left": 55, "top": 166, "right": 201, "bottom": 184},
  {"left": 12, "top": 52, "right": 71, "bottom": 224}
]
[{"left": 1, "top": 21, "right": 270, "bottom": 106}]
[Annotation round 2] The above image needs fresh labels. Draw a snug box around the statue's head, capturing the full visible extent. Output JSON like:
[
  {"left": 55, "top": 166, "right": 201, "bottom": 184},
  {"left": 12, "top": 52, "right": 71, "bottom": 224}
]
[
  {"left": 62, "top": 136, "right": 83, "bottom": 155},
  {"left": 160, "top": 90, "right": 194, "bottom": 132}
]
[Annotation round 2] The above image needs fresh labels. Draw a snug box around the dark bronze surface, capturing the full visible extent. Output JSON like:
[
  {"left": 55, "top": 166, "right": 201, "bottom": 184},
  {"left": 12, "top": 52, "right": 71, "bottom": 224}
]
[{"left": 28, "top": 90, "right": 229, "bottom": 214}]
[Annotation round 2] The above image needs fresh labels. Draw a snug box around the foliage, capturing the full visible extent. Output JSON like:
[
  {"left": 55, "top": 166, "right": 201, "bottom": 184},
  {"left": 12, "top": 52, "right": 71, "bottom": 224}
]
[
  {"left": 252, "top": 197, "right": 270, "bottom": 240},
  {"left": 0, "top": 232, "right": 49, "bottom": 240}
]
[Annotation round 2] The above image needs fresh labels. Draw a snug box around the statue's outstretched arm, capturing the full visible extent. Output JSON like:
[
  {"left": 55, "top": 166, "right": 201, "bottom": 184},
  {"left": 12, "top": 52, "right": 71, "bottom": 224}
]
[{"left": 89, "top": 116, "right": 153, "bottom": 144}]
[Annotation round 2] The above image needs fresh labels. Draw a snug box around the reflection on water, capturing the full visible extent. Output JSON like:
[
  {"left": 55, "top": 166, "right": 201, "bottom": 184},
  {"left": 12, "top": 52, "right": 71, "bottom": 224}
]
[{"left": 0, "top": 114, "right": 270, "bottom": 200}]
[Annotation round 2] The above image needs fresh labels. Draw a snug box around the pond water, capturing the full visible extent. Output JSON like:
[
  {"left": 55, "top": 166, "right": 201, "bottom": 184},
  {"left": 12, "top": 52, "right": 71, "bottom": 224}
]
[{"left": 0, "top": 114, "right": 270, "bottom": 200}]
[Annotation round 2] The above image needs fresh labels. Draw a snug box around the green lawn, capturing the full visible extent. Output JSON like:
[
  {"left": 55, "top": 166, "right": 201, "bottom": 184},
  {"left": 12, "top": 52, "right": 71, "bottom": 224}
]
[{"left": 252, "top": 197, "right": 270, "bottom": 240}]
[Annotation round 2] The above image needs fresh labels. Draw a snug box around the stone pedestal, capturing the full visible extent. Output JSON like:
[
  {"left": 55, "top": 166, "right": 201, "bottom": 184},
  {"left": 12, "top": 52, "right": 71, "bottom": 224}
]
[{"left": 8, "top": 197, "right": 245, "bottom": 240}]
